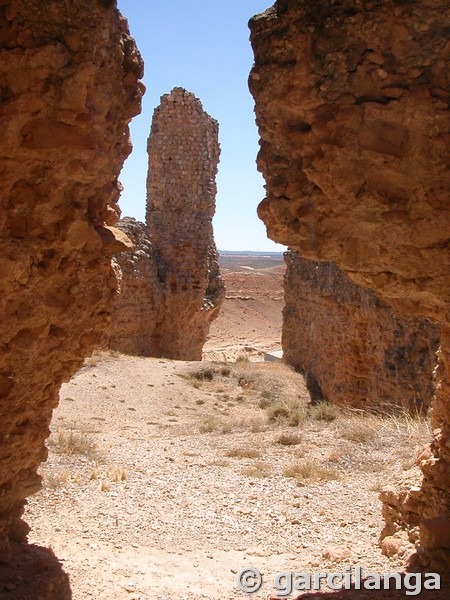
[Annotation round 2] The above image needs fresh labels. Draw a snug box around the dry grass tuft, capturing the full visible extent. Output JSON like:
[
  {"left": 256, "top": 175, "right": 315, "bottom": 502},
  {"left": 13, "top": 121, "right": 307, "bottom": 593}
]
[
  {"left": 308, "top": 401, "right": 338, "bottom": 422},
  {"left": 369, "top": 478, "right": 385, "bottom": 493},
  {"left": 327, "top": 448, "right": 345, "bottom": 463},
  {"left": 108, "top": 466, "right": 127, "bottom": 482},
  {"left": 44, "top": 471, "right": 69, "bottom": 489},
  {"left": 242, "top": 461, "right": 271, "bottom": 478},
  {"left": 191, "top": 367, "right": 215, "bottom": 382},
  {"left": 340, "top": 419, "right": 377, "bottom": 443},
  {"left": 226, "top": 447, "right": 262, "bottom": 459},
  {"left": 49, "top": 430, "right": 100, "bottom": 461},
  {"left": 276, "top": 432, "right": 302, "bottom": 446},
  {"left": 283, "top": 459, "right": 340, "bottom": 483},
  {"left": 100, "top": 480, "right": 110, "bottom": 492},
  {"left": 209, "top": 459, "right": 230, "bottom": 467},
  {"left": 236, "top": 354, "right": 250, "bottom": 363},
  {"left": 265, "top": 399, "right": 306, "bottom": 427},
  {"left": 199, "top": 415, "right": 232, "bottom": 434}
]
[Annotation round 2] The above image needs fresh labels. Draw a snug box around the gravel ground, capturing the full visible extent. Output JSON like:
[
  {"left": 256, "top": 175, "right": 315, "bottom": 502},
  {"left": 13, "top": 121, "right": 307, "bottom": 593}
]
[{"left": 22, "top": 354, "right": 445, "bottom": 599}]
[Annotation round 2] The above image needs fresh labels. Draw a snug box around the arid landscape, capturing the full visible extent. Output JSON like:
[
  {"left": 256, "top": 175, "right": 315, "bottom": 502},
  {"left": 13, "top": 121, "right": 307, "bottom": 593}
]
[
  {"left": 1, "top": 1, "right": 448, "bottom": 598},
  {"left": 204, "top": 253, "right": 285, "bottom": 362},
  {"left": 6, "top": 255, "right": 439, "bottom": 599}
]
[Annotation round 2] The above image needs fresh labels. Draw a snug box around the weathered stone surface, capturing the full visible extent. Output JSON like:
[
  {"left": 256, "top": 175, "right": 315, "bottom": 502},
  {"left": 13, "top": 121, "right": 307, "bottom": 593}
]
[
  {"left": 108, "top": 217, "right": 162, "bottom": 356},
  {"left": 249, "top": 0, "right": 449, "bottom": 569},
  {"left": 283, "top": 250, "right": 440, "bottom": 412},
  {"left": 249, "top": 0, "right": 449, "bottom": 324},
  {"left": 147, "top": 88, "right": 225, "bottom": 360},
  {"left": 0, "top": 0, "right": 143, "bottom": 570},
  {"left": 109, "top": 88, "right": 225, "bottom": 360}
]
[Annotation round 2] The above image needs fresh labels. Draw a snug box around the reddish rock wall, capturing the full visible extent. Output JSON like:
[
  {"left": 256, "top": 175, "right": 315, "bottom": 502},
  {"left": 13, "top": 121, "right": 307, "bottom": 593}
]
[
  {"left": 108, "top": 218, "right": 162, "bottom": 356},
  {"left": 283, "top": 250, "right": 440, "bottom": 412},
  {"left": 109, "top": 88, "right": 224, "bottom": 360},
  {"left": 249, "top": 0, "right": 449, "bottom": 570},
  {"left": 0, "top": 0, "right": 143, "bottom": 565}
]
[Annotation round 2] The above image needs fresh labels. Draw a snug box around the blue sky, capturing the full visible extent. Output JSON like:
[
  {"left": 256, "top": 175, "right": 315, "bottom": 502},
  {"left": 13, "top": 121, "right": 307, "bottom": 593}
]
[{"left": 116, "top": 0, "right": 284, "bottom": 252}]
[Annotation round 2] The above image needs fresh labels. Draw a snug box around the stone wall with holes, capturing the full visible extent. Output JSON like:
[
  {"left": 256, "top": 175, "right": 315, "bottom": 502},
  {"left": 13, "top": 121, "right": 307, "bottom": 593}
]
[
  {"left": 283, "top": 250, "right": 439, "bottom": 411},
  {"left": 0, "top": 0, "right": 143, "bottom": 572},
  {"left": 108, "top": 217, "right": 163, "bottom": 356},
  {"left": 249, "top": 0, "right": 449, "bottom": 570}
]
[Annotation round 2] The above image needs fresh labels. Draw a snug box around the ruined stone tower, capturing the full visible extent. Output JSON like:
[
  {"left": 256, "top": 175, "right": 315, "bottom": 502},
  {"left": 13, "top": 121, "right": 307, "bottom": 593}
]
[
  {"left": 146, "top": 88, "right": 224, "bottom": 359},
  {"left": 108, "top": 88, "right": 225, "bottom": 359}
]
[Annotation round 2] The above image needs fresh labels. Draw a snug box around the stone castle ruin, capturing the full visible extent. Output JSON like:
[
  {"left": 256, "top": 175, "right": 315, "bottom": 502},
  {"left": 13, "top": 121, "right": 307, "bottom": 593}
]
[
  {"left": 283, "top": 250, "right": 440, "bottom": 413},
  {"left": 0, "top": 0, "right": 449, "bottom": 594},
  {"left": 249, "top": 0, "right": 449, "bottom": 571},
  {"left": 108, "top": 87, "right": 225, "bottom": 360}
]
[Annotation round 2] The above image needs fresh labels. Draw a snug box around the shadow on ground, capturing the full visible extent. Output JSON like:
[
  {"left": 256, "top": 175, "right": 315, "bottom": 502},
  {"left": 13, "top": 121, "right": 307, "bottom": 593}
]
[{"left": 0, "top": 542, "right": 71, "bottom": 599}]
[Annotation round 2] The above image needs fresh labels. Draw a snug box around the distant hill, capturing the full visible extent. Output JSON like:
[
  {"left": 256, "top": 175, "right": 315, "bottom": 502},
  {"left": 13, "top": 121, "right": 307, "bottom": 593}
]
[
  {"left": 219, "top": 250, "right": 284, "bottom": 257},
  {"left": 218, "top": 251, "right": 286, "bottom": 272}
]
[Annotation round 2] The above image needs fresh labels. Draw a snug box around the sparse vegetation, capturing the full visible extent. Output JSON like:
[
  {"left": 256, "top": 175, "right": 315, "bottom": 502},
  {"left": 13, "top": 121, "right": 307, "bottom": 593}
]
[
  {"left": 340, "top": 420, "right": 377, "bottom": 443},
  {"left": 242, "top": 461, "right": 271, "bottom": 478},
  {"left": 328, "top": 448, "right": 345, "bottom": 463},
  {"left": 209, "top": 459, "right": 230, "bottom": 467},
  {"left": 249, "top": 416, "right": 267, "bottom": 433},
  {"left": 276, "top": 432, "right": 302, "bottom": 446},
  {"left": 226, "top": 447, "right": 262, "bottom": 459},
  {"left": 283, "top": 459, "right": 340, "bottom": 483},
  {"left": 199, "top": 415, "right": 231, "bottom": 434},
  {"left": 307, "top": 401, "right": 337, "bottom": 422},
  {"left": 108, "top": 466, "right": 127, "bottom": 482},
  {"left": 369, "top": 478, "right": 385, "bottom": 493},
  {"left": 45, "top": 471, "right": 69, "bottom": 489},
  {"left": 236, "top": 354, "right": 249, "bottom": 363},
  {"left": 191, "top": 367, "right": 214, "bottom": 381},
  {"left": 265, "top": 399, "right": 306, "bottom": 427},
  {"left": 49, "top": 430, "right": 100, "bottom": 461}
]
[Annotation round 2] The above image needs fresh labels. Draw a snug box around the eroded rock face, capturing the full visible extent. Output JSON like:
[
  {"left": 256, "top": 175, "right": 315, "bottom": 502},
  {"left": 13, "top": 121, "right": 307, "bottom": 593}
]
[
  {"left": 249, "top": 0, "right": 449, "bottom": 570},
  {"left": 110, "top": 88, "right": 225, "bottom": 360},
  {"left": 0, "top": 0, "right": 143, "bottom": 564},
  {"left": 284, "top": 250, "right": 440, "bottom": 412},
  {"left": 108, "top": 218, "right": 162, "bottom": 356}
]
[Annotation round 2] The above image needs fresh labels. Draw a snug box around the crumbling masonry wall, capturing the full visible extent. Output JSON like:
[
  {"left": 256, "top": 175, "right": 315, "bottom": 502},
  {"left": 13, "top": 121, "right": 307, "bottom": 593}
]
[
  {"left": 108, "top": 217, "right": 162, "bottom": 356},
  {"left": 146, "top": 87, "right": 225, "bottom": 360},
  {"left": 109, "top": 88, "right": 225, "bottom": 360},
  {"left": 283, "top": 250, "right": 440, "bottom": 412},
  {"left": 249, "top": 0, "right": 449, "bottom": 570},
  {"left": 0, "top": 0, "right": 143, "bottom": 563}
]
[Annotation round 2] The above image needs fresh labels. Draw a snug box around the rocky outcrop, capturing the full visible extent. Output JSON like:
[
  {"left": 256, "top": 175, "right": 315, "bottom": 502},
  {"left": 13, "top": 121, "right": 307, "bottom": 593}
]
[
  {"left": 109, "top": 88, "right": 225, "bottom": 360},
  {"left": 284, "top": 250, "right": 440, "bottom": 412},
  {"left": 249, "top": 0, "right": 449, "bottom": 570},
  {"left": 0, "top": 0, "right": 143, "bottom": 568},
  {"left": 108, "top": 218, "right": 162, "bottom": 356}
]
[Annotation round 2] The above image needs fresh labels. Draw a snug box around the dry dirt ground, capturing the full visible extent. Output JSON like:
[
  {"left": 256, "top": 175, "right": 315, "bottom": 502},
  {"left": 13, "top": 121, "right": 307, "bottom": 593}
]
[
  {"left": 6, "top": 255, "right": 447, "bottom": 599},
  {"left": 19, "top": 354, "right": 443, "bottom": 600},
  {"left": 203, "top": 254, "right": 284, "bottom": 362}
]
